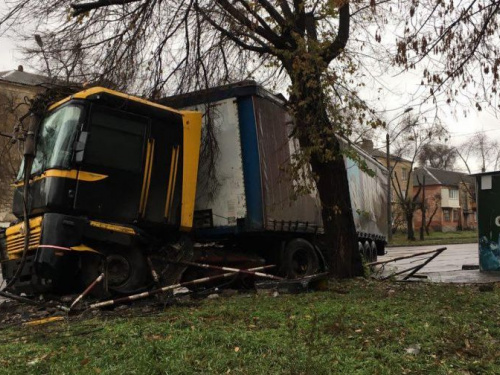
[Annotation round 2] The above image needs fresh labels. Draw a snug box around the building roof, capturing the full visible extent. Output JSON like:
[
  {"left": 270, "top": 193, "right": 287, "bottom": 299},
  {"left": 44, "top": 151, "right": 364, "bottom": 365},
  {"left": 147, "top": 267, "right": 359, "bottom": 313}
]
[
  {"left": 413, "top": 166, "right": 475, "bottom": 187},
  {"left": 0, "top": 67, "right": 51, "bottom": 86},
  {"left": 358, "top": 139, "right": 412, "bottom": 163},
  {"left": 370, "top": 148, "right": 411, "bottom": 163}
]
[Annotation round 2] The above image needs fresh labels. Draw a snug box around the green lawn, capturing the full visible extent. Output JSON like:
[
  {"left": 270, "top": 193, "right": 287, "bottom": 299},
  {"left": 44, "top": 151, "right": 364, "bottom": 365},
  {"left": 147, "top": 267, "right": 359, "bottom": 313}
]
[
  {"left": 390, "top": 230, "right": 478, "bottom": 247},
  {"left": 1, "top": 280, "right": 499, "bottom": 374}
]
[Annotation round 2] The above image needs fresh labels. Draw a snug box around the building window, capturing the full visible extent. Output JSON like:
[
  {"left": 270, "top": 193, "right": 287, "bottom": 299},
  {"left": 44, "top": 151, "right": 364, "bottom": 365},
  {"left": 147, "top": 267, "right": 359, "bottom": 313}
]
[
  {"left": 452, "top": 209, "right": 460, "bottom": 222},
  {"left": 443, "top": 208, "right": 451, "bottom": 222},
  {"left": 402, "top": 168, "right": 408, "bottom": 181},
  {"left": 449, "top": 189, "right": 459, "bottom": 199}
]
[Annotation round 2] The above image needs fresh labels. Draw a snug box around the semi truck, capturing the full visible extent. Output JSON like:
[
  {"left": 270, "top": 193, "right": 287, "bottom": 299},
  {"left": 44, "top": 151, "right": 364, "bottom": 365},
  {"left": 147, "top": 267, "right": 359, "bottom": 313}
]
[{"left": 0, "top": 81, "right": 388, "bottom": 296}]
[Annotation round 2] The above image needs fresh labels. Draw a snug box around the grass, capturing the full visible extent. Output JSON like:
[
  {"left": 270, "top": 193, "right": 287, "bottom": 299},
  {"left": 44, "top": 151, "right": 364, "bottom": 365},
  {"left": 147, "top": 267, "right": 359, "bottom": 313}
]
[
  {"left": 390, "top": 230, "right": 478, "bottom": 247},
  {"left": 1, "top": 279, "right": 500, "bottom": 374}
]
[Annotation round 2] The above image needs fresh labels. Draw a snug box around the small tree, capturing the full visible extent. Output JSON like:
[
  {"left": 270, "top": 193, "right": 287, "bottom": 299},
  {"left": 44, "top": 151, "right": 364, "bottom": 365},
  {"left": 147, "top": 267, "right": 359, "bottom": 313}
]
[
  {"left": 459, "top": 132, "right": 500, "bottom": 173},
  {"left": 418, "top": 192, "right": 442, "bottom": 236},
  {"left": 425, "top": 193, "right": 441, "bottom": 235},
  {"left": 390, "top": 114, "right": 448, "bottom": 240}
]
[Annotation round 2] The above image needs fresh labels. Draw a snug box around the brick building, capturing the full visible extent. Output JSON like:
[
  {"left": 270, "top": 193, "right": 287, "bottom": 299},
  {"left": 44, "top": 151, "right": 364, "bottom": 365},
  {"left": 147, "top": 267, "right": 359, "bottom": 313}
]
[
  {"left": 0, "top": 66, "right": 50, "bottom": 222},
  {"left": 360, "top": 139, "right": 414, "bottom": 231},
  {"left": 412, "top": 167, "right": 476, "bottom": 232}
]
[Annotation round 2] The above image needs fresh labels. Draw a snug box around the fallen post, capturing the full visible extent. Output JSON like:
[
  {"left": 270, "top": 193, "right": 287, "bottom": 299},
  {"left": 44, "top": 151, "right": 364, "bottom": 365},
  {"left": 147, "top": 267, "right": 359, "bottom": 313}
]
[
  {"left": 0, "top": 289, "right": 69, "bottom": 312},
  {"left": 377, "top": 247, "right": 447, "bottom": 281},
  {"left": 147, "top": 257, "right": 160, "bottom": 283},
  {"left": 380, "top": 264, "right": 425, "bottom": 280},
  {"left": 171, "top": 260, "right": 284, "bottom": 281},
  {"left": 401, "top": 247, "right": 446, "bottom": 280},
  {"left": 89, "top": 265, "right": 275, "bottom": 310},
  {"left": 69, "top": 273, "right": 105, "bottom": 310},
  {"left": 367, "top": 247, "right": 447, "bottom": 267},
  {"left": 0, "top": 290, "right": 41, "bottom": 306}
]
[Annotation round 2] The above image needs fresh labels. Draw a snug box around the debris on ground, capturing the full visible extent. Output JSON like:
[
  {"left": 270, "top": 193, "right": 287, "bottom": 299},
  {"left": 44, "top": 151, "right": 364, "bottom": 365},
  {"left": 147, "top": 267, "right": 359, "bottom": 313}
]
[
  {"left": 478, "top": 284, "right": 495, "bottom": 292},
  {"left": 0, "top": 271, "right": 329, "bottom": 326},
  {"left": 405, "top": 344, "right": 421, "bottom": 355},
  {"left": 370, "top": 247, "right": 447, "bottom": 281}
]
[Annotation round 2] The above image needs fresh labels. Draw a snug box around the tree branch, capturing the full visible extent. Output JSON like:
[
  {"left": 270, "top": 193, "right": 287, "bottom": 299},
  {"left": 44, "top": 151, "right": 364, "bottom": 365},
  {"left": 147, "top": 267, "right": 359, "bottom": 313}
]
[
  {"left": 71, "top": 0, "right": 142, "bottom": 16},
  {"left": 278, "top": 0, "right": 294, "bottom": 21},
  {"left": 322, "top": 2, "right": 350, "bottom": 63},
  {"left": 196, "top": 4, "right": 272, "bottom": 55},
  {"left": 214, "top": 0, "right": 283, "bottom": 48}
]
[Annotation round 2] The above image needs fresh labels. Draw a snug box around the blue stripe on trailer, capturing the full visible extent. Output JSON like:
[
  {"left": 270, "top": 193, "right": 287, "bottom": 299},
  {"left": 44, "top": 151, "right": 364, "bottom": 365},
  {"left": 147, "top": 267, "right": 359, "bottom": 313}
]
[{"left": 237, "top": 96, "right": 264, "bottom": 229}]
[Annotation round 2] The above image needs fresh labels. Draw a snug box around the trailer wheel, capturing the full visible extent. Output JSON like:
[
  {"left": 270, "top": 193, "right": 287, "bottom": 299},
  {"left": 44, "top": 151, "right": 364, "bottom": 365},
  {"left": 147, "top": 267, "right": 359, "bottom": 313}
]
[
  {"left": 105, "top": 247, "right": 151, "bottom": 294},
  {"left": 362, "top": 241, "right": 372, "bottom": 262},
  {"left": 282, "top": 239, "right": 320, "bottom": 279},
  {"left": 377, "top": 241, "right": 386, "bottom": 256},
  {"left": 370, "top": 241, "right": 378, "bottom": 263}
]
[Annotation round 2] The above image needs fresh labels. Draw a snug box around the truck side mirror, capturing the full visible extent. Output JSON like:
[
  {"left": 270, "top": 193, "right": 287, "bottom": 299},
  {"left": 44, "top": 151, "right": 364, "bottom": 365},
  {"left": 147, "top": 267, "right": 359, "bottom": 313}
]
[{"left": 74, "top": 131, "right": 88, "bottom": 164}]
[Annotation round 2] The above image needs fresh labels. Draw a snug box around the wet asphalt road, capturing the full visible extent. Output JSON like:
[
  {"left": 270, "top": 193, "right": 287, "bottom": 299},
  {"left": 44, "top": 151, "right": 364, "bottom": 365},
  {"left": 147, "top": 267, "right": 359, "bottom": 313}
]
[
  {"left": 381, "top": 243, "right": 479, "bottom": 273},
  {"left": 379, "top": 242, "right": 500, "bottom": 283}
]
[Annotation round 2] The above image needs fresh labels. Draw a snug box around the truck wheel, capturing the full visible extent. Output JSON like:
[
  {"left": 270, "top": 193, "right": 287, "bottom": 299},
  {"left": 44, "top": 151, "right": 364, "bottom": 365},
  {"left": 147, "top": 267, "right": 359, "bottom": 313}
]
[
  {"left": 370, "top": 241, "right": 378, "bottom": 263},
  {"left": 105, "top": 247, "right": 151, "bottom": 294},
  {"left": 282, "top": 238, "right": 320, "bottom": 279},
  {"left": 377, "top": 241, "right": 386, "bottom": 256},
  {"left": 363, "top": 241, "right": 371, "bottom": 262}
]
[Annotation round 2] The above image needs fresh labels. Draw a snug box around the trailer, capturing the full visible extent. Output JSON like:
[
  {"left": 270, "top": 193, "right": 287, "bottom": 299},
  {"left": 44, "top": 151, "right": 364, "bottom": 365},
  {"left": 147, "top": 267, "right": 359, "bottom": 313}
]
[
  {"left": 0, "top": 81, "right": 387, "bottom": 296},
  {"left": 161, "top": 81, "right": 388, "bottom": 261}
]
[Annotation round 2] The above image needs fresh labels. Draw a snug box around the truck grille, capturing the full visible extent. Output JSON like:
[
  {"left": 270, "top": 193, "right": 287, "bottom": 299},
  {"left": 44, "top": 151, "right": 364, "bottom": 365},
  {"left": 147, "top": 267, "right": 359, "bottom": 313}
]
[{"left": 5, "top": 217, "right": 43, "bottom": 259}]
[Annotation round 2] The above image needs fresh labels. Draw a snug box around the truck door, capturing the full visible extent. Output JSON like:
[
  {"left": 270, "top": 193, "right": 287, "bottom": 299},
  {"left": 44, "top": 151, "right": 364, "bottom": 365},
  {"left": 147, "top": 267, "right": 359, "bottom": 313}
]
[{"left": 74, "top": 105, "right": 149, "bottom": 222}]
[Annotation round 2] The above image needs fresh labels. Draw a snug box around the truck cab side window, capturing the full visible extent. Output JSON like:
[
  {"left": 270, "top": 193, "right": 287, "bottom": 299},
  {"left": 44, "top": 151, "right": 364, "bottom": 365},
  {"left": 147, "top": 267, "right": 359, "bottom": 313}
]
[{"left": 85, "top": 107, "right": 147, "bottom": 172}]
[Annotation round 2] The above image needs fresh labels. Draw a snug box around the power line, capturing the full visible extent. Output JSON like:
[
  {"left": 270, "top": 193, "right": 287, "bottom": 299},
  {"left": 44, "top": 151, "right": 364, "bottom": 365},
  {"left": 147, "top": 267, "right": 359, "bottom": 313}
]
[{"left": 449, "top": 128, "right": 500, "bottom": 138}]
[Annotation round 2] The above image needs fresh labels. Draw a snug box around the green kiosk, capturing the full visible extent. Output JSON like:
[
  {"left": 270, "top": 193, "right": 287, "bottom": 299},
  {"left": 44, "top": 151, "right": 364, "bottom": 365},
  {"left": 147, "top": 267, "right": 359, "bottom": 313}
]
[{"left": 475, "top": 171, "right": 500, "bottom": 271}]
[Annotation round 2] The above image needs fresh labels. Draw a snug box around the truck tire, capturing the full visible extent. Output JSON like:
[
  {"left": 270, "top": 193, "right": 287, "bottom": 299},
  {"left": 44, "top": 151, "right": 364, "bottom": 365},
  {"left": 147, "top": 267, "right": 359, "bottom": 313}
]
[
  {"left": 370, "top": 241, "right": 378, "bottom": 263},
  {"left": 377, "top": 241, "right": 386, "bottom": 256},
  {"left": 282, "top": 238, "right": 320, "bottom": 279},
  {"left": 362, "top": 241, "right": 371, "bottom": 262},
  {"left": 105, "top": 246, "right": 151, "bottom": 294}
]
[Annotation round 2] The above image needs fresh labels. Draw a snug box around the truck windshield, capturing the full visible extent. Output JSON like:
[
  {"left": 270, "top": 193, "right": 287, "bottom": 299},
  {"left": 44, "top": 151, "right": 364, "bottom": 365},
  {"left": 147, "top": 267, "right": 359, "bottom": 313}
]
[{"left": 17, "top": 104, "right": 83, "bottom": 179}]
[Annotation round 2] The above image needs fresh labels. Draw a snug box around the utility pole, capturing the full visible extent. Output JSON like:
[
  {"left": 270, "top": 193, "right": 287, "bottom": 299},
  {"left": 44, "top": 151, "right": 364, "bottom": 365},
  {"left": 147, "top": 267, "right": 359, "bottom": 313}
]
[
  {"left": 386, "top": 132, "right": 392, "bottom": 242},
  {"left": 420, "top": 175, "right": 426, "bottom": 240},
  {"left": 385, "top": 107, "right": 413, "bottom": 244}
]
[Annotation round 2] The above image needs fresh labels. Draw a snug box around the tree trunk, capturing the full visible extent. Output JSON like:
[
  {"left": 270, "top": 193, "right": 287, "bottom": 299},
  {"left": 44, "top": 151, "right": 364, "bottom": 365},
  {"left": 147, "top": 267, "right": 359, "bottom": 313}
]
[
  {"left": 425, "top": 204, "right": 439, "bottom": 235},
  {"left": 288, "top": 72, "right": 363, "bottom": 278},
  {"left": 419, "top": 176, "right": 425, "bottom": 240},
  {"left": 309, "top": 153, "right": 363, "bottom": 277},
  {"left": 406, "top": 212, "right": 415, "bottom": 240}
]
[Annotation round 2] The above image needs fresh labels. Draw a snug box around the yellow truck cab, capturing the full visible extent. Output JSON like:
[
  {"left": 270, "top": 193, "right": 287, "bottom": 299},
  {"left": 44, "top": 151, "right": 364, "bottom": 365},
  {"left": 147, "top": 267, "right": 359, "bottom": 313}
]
[{"left": 1, "top": 87, "right": 202, "bottom": 294}]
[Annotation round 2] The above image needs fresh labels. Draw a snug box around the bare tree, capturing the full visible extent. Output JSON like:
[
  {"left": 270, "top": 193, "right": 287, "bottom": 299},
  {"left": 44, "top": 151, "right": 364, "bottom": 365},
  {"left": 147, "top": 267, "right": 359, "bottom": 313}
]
[
  {"left": 460, "top": 132, "right": 500, "bottom": 172},
  {"left": 418, "top": 144, "right": 457, "bottom": 170},
  {"left": 391, "top": 114, "right": 448, "bottom": 240},
  {"left": 423, "top": 193, "right": 441, "bottom": 236}
]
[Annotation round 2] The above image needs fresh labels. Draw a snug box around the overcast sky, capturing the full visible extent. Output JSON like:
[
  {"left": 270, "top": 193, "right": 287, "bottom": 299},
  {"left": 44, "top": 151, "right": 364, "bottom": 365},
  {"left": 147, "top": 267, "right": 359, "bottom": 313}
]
[{"left": 0, "top": 16, "right": 498, "bottom": 174}]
